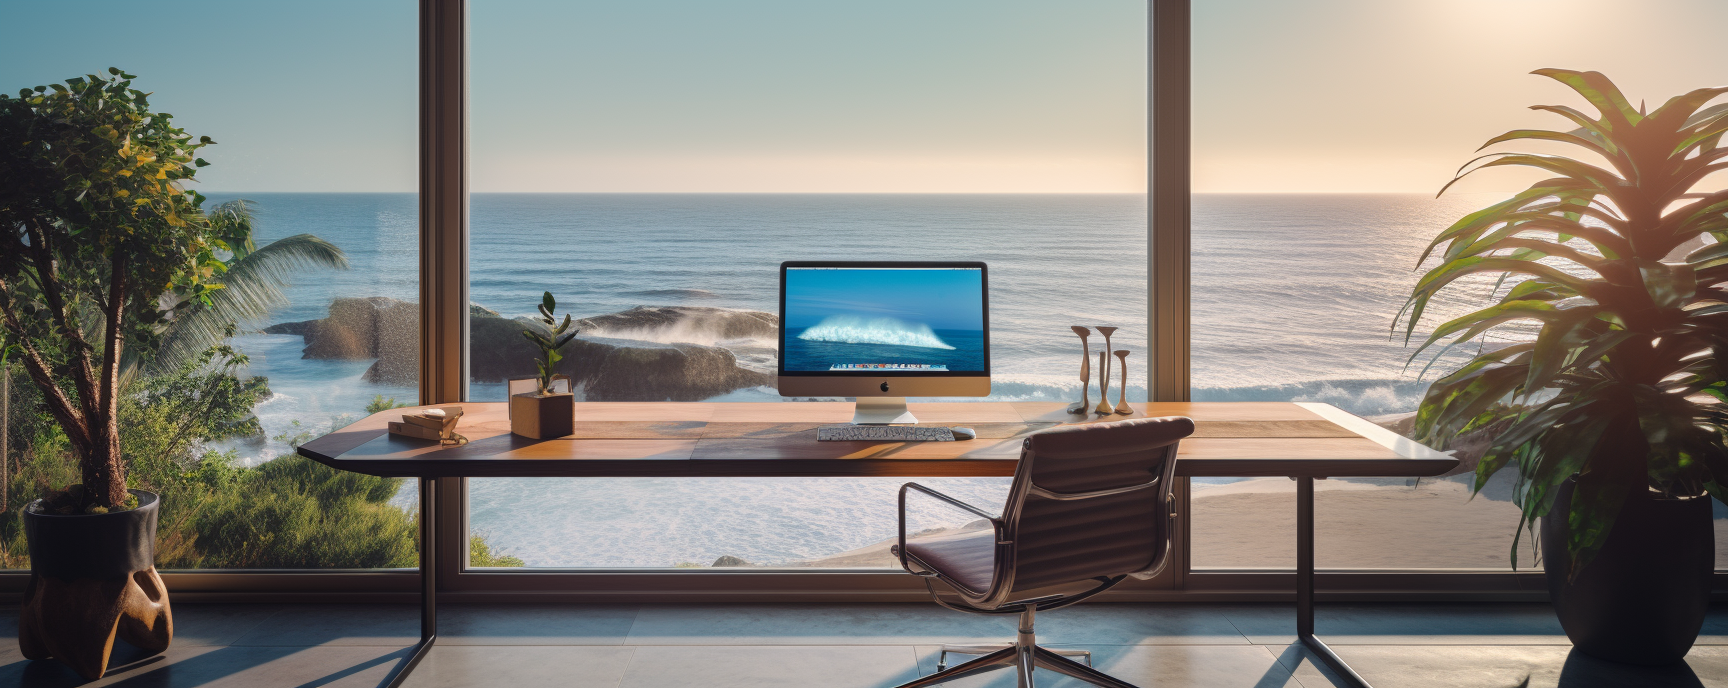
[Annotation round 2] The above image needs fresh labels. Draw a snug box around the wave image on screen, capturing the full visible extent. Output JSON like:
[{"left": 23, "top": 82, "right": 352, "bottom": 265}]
[{"left": 782, "top": 267, "right": 985, "bottom": 373}]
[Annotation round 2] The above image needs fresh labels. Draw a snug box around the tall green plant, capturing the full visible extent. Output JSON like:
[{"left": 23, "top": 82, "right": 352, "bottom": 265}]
[
  {"left": 1401, "top": 69, "right": 1728, "bottom": 572},
  {"left": 521, "top": 291, "right": 578, "bottom": 395},
  {"left": 0, "top": 69, "right": 231, "bottom": 509}
]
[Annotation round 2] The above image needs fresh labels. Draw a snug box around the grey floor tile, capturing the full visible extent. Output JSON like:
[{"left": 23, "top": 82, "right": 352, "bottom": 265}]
[
  {"left": 163, "top": 603, "right": 282, "bottom": 646},
  {"left": 912, "top": 644, "right": 1301, "bottom": 688},
  {"left": 230, "top": 603, "right": 418, "bottom": 646},
  {"left": 618, "top": 645, "right": 922, "bottom": 688},
  {"left": 1279, "top": 644, "right": 1725, "bottom": 688},
  {"left": 625, "top": 603, "right": 1247, "bottom": 646},
  {"left": 1223, "top": 602, "right": 1570, "bottom": 646},
  {"left": 625, "top": 604, "right": 1007, "bottom": 645},
  {"left": 401, "top": 645, "right": 634, "bottom": 688},
  {"left": 1031, "top": 604, "right": 1252, "bottom": 645},
  {"left": 438, "top": 604, "right": 639, "bottom": 645},
  {"left": 0, "top": 642, "right": 412, "bottom": 688}
]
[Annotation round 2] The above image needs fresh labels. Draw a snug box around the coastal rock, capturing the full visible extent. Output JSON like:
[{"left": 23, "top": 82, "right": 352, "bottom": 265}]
[
  {"left": 261, "top": 297, "right": 417, "bottom": 361},
  {"left": 710, "top": 555, "right": 753, "bottom": 567},
  {"left": 266, "top": 299, "right": 774, "bottom": 401},
  {"left": 574, "top": 306, "right": 777, "bottom": 345},
  {"left": 463, "top": 315, "right": 771, "bottom": 401}
]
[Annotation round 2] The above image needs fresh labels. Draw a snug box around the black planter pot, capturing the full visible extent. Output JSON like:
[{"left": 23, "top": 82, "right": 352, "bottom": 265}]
[
  {"left": 19, "top": 488, "right": 172, "bottom": 680},
  {"left": 23, "top": 489, "right": 159, "bottom": 578},
  {"left": 1542, "top": 477, "right": 1713, "bottom": 665}
]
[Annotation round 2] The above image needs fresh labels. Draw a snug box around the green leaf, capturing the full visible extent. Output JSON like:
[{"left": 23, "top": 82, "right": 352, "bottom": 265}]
[
  {"left": 1533, "top": 68, "right": 1643, "bottom": 129},
  {"left": 1638, "top": 259, "right": 1696, "bottom": 309}
]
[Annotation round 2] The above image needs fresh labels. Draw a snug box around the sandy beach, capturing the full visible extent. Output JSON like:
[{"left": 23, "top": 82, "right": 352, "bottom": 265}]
[{"left": 794, "top": 476, "right": 1728, "bottom": 570}]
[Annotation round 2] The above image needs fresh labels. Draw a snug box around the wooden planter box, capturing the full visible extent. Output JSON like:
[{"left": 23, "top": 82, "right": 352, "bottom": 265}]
[{"left": 509, "top": 392, "right": 574, "bottom": 439}]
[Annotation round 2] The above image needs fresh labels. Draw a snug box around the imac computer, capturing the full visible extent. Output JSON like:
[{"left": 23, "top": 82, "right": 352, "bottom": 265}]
[{"left": 778, "top": 261, "right": 989, "bottom": 425}]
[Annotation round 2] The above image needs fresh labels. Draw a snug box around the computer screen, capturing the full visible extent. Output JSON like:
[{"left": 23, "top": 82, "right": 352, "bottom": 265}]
[{"left": 779, "top": 263, "right": 988, "bottom": 377}]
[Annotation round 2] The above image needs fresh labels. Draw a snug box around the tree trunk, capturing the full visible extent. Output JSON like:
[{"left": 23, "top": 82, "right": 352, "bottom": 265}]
[
  {"left": 87, "top": 253, "right": 128, "bottom": 509},
  {"left": 85, "top": 425, "right": 126, "bottom": 509},
  {"left": 2, "top": 363, "right": 9, "bottom": 512}
]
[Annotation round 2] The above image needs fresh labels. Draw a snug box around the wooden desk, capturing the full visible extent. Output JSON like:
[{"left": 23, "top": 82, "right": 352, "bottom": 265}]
[
  {"left": 299, "top": 401, "right": 1452, "bottom": 480},
  {"left": 300, "top": 401, "right": 1452, "bottom": 688}
]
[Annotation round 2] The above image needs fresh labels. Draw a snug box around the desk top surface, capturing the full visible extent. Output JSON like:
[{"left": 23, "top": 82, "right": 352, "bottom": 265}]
[{"left": 296, "top": 401, "right": 1456, "bottom": 479}]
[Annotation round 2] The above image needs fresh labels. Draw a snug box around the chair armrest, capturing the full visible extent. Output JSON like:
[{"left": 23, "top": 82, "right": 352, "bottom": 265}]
[{"left": 897, "top": 482, "right": 999, "bottom": 575}]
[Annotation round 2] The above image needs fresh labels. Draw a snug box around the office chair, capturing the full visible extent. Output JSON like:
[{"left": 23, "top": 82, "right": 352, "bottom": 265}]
[{"left": 890, "top": 415, "right": 1194, "bottom": 688}]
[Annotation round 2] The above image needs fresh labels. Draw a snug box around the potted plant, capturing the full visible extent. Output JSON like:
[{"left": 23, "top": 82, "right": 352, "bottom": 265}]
[
  {"left": 0, "top": 69, "right": 234, "bottom": 678},
  {"left": 511, "top": 291, "right": 579, "bottom": 439},
  {"left": 1403, "top": 69, "right": 1728, "bottom": 665}
]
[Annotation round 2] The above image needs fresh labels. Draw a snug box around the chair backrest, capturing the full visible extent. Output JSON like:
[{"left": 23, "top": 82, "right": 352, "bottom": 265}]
[{"left": 995, "top": 416, "right": 1193, "bottom": 597}]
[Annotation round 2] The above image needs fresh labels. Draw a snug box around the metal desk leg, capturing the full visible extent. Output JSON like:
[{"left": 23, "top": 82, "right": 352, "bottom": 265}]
[
  {"left": 1296, "top": 476, "right": 1373, "bottom": 688},
  {"left": 382, "top": 476, "right": 438, "bottom": 688}
]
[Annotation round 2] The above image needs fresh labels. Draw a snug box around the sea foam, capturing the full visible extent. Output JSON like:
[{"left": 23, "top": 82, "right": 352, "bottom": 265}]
[{"left": 796, "top": 316, "right": 955, "bottom": 350}]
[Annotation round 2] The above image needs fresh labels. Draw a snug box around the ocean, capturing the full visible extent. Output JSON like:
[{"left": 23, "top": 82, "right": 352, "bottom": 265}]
[{"left": 204, "top": 192, "right": 1502, "bottom": 567}]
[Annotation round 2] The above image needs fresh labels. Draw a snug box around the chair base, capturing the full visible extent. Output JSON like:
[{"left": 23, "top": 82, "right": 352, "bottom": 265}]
[
  {"left": 893, "top": 607, "right": 1140, "bottom": 688},
  {"left": 938, "top": 644, "right": 1091, "bottom": 671},
  {"left": 898, "top": 645, "right": 1138, "bottom": 688}
]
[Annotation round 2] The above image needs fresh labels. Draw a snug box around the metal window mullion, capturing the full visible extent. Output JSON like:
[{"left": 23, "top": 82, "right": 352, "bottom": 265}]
[
  {"left": 420, "top": 0, "right": 469, "bottom": 581},
  {"left": 1149, "top": 0, "right": 1190, "bottom": 403}
]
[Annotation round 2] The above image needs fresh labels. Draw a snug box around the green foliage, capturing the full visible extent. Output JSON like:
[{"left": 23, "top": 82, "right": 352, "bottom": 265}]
[
  {"left": 366, "top": 394, "right": 411, "bottom": 415},
  {"left": 1402, "top": 70, "right": 1728, "bottom": 573},
  {"left": 0, "top": 68, "right": 234, "bottom": 507},
  {"left": 0, "top": 344, "right": 522, "bottom": 570},
  {"left": 520, "top": 291, "right": 579, "bottom": 394},
  {"left": 469, "top": 536, "right": 525, "bottom": 567}
]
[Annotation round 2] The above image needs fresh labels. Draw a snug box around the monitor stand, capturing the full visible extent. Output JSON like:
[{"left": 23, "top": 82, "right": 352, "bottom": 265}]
[{"left": 852, "top": 397, "right": 918, "bottom": 425}]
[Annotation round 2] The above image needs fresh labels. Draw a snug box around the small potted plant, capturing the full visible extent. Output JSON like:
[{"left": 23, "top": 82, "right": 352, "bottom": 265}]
[
  {"left": 0, "top": 69, "right": 235, "bottom": 678},
  {"left": 512, "top": 291, "right": 579, "bottom": 439},
  {"left": 1403, "top": 69, "right": 1728, "bottom": 665}
]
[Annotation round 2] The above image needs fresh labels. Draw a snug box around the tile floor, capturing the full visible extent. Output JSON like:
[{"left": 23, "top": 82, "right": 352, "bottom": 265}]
[{"left": 1, "top": 602, "right": 1725, "bottom": 687}]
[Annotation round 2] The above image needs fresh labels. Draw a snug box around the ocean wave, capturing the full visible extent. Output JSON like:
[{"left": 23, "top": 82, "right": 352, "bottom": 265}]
[
  {"left": 623, "top": 288, "right": 721, "bottom": 299},
  {"left": 796, "top": 316, "right": 955, "bottom": 350},
  {"left": 1192, "top": 379, "right": 1431, "bottom": 416}
]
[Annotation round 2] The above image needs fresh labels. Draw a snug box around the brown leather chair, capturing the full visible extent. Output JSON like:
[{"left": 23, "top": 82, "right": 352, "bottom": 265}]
[{"left": 890, "top": 415, "right": 1194, "bottom": 688}]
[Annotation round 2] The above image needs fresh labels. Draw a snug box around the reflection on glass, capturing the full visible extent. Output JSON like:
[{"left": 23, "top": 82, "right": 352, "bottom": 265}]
[
  {"left": 1188, "top": 0, "right": 1728, "bottom": 569},
  {"left": 464, "top": 0, "right": 1148, "bottom": 567},
  {"left": 0, "top": 2, "right": 422, "bottom": 569}
]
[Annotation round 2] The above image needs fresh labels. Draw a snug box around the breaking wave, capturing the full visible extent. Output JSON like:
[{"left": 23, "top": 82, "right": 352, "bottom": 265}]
[{"left": 796, "top": 316, "right": 956, "bottom": 350}]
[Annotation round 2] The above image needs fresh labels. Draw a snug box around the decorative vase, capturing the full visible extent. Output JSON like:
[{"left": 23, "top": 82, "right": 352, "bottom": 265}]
[
  {"left": 1541, "top": 475, "right": 1713, "bottom": 665},
  {"left": 1113, "top": 350, "right": 1132, "bottom": 414},
  {"left": 1094, "top": 350, "right": 1115, "bottom": 414},
  {"left": 510, "top": 392, "right": 574, "bottom": 439},
  {"left": 20, "top": 489, "right": 172, "bottom": 680},
  {"left": 1067, "top": 326, "right": 1091, "bottom": 414}
]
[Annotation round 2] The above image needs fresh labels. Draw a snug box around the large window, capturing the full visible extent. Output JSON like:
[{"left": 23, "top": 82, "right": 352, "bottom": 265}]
[
  {"left": 1188, "top": 0, "right": 1728, "bottom": 570},
  {"left": 464, "top": 0, "right": 1147, "bottom": 567},
  {"left": 0, "top": 1, "right": 423, "bottom": 569}
]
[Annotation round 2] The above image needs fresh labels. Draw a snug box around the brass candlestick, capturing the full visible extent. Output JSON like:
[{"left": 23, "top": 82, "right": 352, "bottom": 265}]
[
  {"left": 1114, "top": 350, "right": 1132, "bottom": 414},
  {"left": 1094, "top": 327, "right": 1118, "bottom": 414},
  {"left": 1095, "top": 350, "right": 1115, "bottom": 414},
  {"left": 1067, "top": 326, "right": 1091, "bottom": 414}
]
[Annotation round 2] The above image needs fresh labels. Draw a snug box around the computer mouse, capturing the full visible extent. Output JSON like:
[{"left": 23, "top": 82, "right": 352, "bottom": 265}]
[{"left": 951, "top": 427, "right": 976, "bottom": 440}]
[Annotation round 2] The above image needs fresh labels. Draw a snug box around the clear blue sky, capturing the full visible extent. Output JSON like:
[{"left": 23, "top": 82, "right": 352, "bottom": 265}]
[
  {"left": 0, "top": 0, "right": 1144, "bottom": 193},
  {"left": 5, "top": 1, "right": 1724, "bottom": 193}
]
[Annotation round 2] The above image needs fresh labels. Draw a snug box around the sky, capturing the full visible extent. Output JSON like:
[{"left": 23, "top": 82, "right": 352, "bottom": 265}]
[{"left": 2, "top": 0, "right": 1725, "bottom": 193}]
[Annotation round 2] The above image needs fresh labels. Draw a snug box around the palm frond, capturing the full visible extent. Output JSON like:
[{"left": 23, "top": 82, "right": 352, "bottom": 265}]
[{"left": 145, "top": 232, "right": 347, "bottom": 375}]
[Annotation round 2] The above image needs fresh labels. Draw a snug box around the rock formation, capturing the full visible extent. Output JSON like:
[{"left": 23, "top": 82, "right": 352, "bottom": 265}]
[{"left": 264, "top": 298, "right": 776, "bottom": 401}]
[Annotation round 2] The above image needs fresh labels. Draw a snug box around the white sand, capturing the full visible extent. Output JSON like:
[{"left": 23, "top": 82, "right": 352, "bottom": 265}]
[{"left": 793, "top": 478, "right": 1728, "bottom": 570}]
